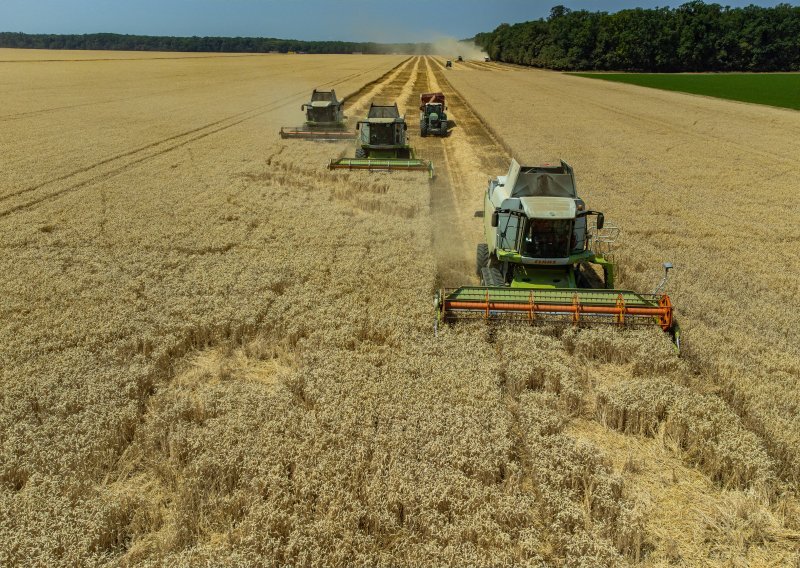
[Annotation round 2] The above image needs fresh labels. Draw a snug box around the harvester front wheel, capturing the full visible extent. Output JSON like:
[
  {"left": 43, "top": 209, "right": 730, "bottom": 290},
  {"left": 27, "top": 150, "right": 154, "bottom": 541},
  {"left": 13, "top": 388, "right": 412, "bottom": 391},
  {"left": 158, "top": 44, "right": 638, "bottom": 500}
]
[
  {"left": 480, "top": 266, "right": 504, "bottom": 287},
  {"left": 355, "top": 148, "right": 367, "bottom": 159},
  {"left": 476, "top": 243, "right": 489, "bottom": 276}
]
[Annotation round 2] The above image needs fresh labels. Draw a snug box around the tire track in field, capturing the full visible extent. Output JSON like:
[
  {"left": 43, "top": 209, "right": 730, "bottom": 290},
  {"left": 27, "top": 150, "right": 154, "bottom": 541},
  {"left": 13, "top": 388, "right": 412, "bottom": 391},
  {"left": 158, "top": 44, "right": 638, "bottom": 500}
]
[
  {"left": 342, "top": 57, "right": 416, "bottom": 121},
  {"left": 429, "top": 57, "right": 510, "bottom": 172},
  {"left": 458, "top": 61, "right": 486, "bottom": 71},
  {"left": 0, "top": 59, "right": 408, "bottom": 220},
  {"left": 563, "top": 75, "right": 800, "bottom": 167},
  {"left": 0, "top": 61, "right": 335, "bottom": 123},
  {"left": 3, "top": 60, "right": 395, "bottom": 202},
  {"left": 469, "top": 61, "right": 510, "bottom": 71},
  {"left": 414, "top": 58, "right": 477, "bottom": 287},
  {"left": 427, "top": 55, "right": 511, "bottom": 274}
]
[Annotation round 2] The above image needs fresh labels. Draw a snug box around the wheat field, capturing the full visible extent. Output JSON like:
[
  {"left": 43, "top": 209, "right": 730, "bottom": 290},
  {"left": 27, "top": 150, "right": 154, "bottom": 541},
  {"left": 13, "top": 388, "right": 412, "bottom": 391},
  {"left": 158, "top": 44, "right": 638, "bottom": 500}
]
[{"left": 1, "top": 51, "right": 798, "bottom": 566}]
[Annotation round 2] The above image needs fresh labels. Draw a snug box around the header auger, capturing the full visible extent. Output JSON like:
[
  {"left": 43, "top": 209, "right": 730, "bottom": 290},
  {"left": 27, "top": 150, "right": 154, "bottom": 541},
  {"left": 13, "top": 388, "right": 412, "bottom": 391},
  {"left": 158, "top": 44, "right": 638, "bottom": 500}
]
[
  {"left": 280, "top": 89, "right": 355, "bottom": 141},
  {"left": 435, "top": 159, "right": 680, "bottom": 351},
  {"left": 328, "top": 102, "right": 433, "bottom": 177}
]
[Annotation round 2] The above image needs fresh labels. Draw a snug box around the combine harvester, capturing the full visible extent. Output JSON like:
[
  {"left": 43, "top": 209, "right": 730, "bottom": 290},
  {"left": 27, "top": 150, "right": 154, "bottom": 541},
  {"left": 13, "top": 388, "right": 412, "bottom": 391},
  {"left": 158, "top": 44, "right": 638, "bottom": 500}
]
[
  {"left": 435, "top": 159, "right": 680, "bottom": 350},
  {"left": 419, "top": 92, "right": 449, "bottom": 137},
  {"left": 280, "top": 89, "right": 354, "bottom": 141},
  {"left": 328, "top": 102, "right": 433, "bottom": 177}
]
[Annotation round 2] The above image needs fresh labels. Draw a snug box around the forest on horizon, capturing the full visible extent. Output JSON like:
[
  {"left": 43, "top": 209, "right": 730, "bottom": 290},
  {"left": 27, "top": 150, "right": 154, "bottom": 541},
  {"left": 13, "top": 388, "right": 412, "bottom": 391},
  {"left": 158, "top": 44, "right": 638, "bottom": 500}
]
[
  {"left": 475, "top": 1, "right": 800, "bottom": 71},
  {"left": 2, "top": 2, "right": 799, "bottom": 71}
]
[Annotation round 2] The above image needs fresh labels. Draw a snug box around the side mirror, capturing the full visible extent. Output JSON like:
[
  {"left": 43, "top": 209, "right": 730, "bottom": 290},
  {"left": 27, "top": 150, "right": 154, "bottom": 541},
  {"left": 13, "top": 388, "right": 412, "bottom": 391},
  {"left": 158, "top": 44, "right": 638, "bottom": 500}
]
[
  {"left": 356, "top": 123, "right": 361, "bottom": 130},
  {"left": 596, "top": 213, "right": 605, "bottom": 230},
  {"left": 474, "top": 210, "right": 484, "bottom": 218},
  {"left": 491, "top": 210, "right": 499, "bottom": 227},
  {"left": 403, "top": 123, "right": 408, "bottom": 131}
]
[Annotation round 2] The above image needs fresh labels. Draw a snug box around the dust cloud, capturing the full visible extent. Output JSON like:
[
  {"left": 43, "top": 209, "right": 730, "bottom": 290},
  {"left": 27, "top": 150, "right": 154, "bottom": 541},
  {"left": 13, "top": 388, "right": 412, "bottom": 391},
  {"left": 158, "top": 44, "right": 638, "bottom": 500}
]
[{"left": 423, "top": 37, "right": 488, "bottom": 60}]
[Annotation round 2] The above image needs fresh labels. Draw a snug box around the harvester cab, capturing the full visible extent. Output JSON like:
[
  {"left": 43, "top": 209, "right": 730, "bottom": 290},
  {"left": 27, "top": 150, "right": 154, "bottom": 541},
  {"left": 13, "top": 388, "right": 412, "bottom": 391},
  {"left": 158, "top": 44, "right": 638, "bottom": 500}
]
[
  {"left": 436, "top": 158, "right": 680, "bottom": 350},
  {"left": 419, "top": 92, "right": 448, "bottom": 137},
  {"left": 280, "top": 89, "right": 354, "bottom": 140},
  {"left": 328, "top": 102, "right": 433, "bottom": 176}
]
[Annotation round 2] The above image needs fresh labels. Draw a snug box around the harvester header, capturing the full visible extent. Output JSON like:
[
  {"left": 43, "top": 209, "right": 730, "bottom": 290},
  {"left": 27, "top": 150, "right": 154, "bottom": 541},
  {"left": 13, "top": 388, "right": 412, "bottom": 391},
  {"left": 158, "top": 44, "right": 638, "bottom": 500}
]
[{"left": 436, "top": 287, "right": 674, "bottom": 331}]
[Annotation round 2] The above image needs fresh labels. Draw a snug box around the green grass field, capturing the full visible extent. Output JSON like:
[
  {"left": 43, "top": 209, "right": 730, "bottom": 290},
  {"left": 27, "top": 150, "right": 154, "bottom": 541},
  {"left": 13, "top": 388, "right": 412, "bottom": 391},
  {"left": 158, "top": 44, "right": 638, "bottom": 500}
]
[{"left": 572, "top": 73, "right": 800, "bottom": 110}]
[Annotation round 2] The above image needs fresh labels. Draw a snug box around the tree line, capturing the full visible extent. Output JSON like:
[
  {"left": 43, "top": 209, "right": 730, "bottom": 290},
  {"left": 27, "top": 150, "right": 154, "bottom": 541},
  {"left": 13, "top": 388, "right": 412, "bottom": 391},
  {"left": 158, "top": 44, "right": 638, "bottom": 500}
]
[
  {"left": 0, "top": 32, "right": 428, "bottom": 55},
  {"left": 474, "top": 1, "right": 800, "bottom": 71}
]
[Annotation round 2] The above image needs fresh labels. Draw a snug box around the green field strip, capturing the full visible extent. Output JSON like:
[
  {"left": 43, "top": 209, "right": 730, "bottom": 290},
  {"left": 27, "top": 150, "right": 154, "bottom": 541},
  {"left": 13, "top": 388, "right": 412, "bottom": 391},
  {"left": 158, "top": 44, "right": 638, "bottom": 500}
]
[{"left": 572, "top": 73, "right": 800, "bottom": 111}]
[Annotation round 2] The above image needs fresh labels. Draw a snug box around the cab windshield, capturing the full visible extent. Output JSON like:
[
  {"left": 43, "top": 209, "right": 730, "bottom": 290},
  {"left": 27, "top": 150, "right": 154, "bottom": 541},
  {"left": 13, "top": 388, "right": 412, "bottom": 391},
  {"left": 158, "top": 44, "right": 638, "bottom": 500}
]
[
  {"left": 368, "top": 123, "right": 396, "bottom": 146},
  {"left": 521, "top": 218, "right": 573, "bottom": 258}
]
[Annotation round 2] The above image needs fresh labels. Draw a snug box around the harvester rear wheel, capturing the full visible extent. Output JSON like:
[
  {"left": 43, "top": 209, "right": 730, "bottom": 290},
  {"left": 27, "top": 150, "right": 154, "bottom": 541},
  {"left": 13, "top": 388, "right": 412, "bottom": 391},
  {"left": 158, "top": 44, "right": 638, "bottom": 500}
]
[{"left": 476, "top": 244, "right": 489, "bottom": 275}]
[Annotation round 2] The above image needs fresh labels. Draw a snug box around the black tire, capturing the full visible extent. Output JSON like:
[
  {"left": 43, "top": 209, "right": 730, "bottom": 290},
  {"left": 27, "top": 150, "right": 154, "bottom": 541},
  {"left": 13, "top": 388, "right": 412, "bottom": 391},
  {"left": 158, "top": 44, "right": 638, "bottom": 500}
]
[
  {"left": 481, "top": 266, "right": 504, "bottom": 287},
  {"left": 355, "top": 147, "right": 367, "bottom": 159},
  {"left": 420, "top": 119, "right": 428, "bottom": 137},
  {"left": 476, "top": 243, "right": 489, "bottom": 276}
]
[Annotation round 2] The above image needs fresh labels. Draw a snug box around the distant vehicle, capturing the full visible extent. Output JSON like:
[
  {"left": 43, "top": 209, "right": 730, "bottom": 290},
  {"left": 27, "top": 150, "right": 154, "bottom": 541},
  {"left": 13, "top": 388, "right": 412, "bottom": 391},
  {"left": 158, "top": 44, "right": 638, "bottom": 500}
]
[
  {"left": 457, "top": 55, "right": 464, "bottom": 62},
  {"left": 446, "top": 60, "right": 452, "bottom": 68},
  {"left": 484, "top": 57, "right": 491, "bottom": 62}
]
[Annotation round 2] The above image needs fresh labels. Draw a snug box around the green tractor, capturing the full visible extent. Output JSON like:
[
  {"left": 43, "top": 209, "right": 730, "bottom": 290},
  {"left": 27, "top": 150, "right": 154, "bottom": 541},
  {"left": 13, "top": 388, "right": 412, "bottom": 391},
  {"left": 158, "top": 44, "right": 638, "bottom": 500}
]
[
  {"left": 328, "top": 102, "right": 433, "bottom": 176},
  {"left": 419, "top": 92, "right": 448, "bottom": 137},
  {"left": 436, "top": 159, "right": 680, "bottom": 349}
]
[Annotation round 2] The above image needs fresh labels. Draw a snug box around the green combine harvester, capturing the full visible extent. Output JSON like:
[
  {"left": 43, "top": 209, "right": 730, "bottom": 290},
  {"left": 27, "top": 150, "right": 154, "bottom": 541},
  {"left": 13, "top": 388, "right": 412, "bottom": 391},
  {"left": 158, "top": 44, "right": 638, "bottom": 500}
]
[
  {"left": 436, "top": 159, "right": 680, "bottom": 350},
  {"left": 280, "top": 89, "right": 354, "bottom": 141},
  {"left": 328, "top": 102, "right": 433, "bottom": 177}
]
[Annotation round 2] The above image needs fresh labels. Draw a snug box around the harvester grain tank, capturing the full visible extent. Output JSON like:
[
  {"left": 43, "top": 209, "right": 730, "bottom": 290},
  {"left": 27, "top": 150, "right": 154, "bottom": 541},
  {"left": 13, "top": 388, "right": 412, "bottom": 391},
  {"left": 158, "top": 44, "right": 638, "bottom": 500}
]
[
  {"left": 328, "top": 102, "right": 433, "bottom": 176},
  {"left": 435, "top": 159, "right": 680, "bottom": 349},
  {"left": 419, "top": 92, "right": 448, "bottom": 137},
  {"left": 280, "top": 89, "right": 354, "bottom": 140}
]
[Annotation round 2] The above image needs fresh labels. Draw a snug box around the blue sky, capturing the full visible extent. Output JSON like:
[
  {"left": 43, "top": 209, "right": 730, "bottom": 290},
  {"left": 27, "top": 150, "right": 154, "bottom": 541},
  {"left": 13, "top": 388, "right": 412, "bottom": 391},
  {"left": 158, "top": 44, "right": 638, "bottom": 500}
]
[{"left": 0, "top": 0, "right": 795, "bottom": 42}]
